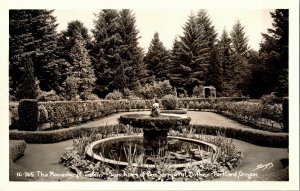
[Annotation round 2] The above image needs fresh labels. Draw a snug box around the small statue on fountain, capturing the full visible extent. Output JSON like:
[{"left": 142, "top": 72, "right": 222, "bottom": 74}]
[{"left": 150, "top": 98, "right": 160, "bottom": 117}]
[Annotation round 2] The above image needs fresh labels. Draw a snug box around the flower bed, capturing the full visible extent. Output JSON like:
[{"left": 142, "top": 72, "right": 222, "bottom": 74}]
[
  {"left": 213, "top": 101, "right": 283, "bottom": 129},
  {"left": 60, "top": 132, "right": 241, "bottom": 181}
]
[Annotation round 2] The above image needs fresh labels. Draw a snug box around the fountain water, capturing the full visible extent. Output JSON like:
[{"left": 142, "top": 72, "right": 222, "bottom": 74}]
[{"left": 86, "top": 102, "right": 217, "bottom": 168}]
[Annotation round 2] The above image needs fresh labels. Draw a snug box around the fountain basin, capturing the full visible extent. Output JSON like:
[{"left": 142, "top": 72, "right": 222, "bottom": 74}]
[
  {"left": 119, "top": 114, "right": 191, "bottom": 131},
  {"left": 85, "top": 134, "right": 217, "bottom": 168}
]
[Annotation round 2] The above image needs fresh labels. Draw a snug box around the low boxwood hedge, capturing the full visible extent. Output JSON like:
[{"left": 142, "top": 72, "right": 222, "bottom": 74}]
[
  {"left": 181, "top": 124, "right": 288, "bottom": 148},
  {"left": 9, "top": 124, "right": 122, "bottom": 143},
  {"left": 9, "top": 140, "right": 26, "bottom": 161},
  {"left": 10, "top": 123, "right": 288, "bottom": 148},
  {"left": 160, "top": 108, "right": 187, "bottom": 114}
]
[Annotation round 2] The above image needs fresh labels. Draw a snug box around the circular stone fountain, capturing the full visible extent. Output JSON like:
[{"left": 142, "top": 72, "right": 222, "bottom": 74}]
[{"left": 86, "top": 103, "right": 217, "bottom": 168}]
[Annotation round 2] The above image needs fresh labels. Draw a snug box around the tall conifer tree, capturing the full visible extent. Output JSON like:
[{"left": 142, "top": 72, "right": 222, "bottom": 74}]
[{"left": 144, "top": 32, "right": 170, "bottom": 82}]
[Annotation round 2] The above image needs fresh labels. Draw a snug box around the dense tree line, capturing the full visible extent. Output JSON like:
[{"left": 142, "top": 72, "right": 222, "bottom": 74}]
[{"left": 9, "top": 9, "right": 288, "bottom": 100}]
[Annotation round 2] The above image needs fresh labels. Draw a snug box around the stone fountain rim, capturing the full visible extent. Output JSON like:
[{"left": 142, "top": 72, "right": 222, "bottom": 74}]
[
  {"left": 120, "top": 113, "right": 190, "bottom": 118},
  {"left": 85, "top": 134, "right": 217, "bottom": 169}
]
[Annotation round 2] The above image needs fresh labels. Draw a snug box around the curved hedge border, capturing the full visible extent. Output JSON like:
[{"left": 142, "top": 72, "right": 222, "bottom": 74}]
[
  {"left": 184, "top": 124, "right": 288, "bottom": 148},
  {"left": 10, "top": 124, "right": 288, "bottom": 147},
  {"left": 9, "top": 124, "right": 122, "bottom": 144}
]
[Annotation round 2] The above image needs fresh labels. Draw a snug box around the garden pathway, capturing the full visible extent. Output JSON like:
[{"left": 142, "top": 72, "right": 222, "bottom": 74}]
[{"left": 12, "top": 111, "right": 288, "bottom": 181}]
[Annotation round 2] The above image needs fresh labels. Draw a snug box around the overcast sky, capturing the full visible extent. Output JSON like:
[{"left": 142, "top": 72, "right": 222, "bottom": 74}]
[{"left": 53, "top": 9, "right": 273, "bottom": 51}]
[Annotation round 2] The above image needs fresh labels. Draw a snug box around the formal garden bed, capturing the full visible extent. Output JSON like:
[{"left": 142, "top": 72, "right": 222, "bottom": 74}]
[{"left": 9, "top": 95, "right": 289, "bottom": 181}]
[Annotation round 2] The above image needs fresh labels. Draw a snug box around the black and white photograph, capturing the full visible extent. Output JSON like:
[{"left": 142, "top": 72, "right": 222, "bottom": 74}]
[{"left": 1, "top": 0, "right": 299, "bottom": 190}]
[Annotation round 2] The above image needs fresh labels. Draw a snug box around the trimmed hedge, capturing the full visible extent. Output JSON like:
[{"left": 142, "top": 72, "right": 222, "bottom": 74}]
[
  {"left": 173, "top": 124, "right": 288, "bottom": 148},
  {"left": 9, "top": 97, "right": 281, "bottom": 130},
  {"left": 160, "top": 109, "right": 187, "bottom": 114},
  {"left": 10, "top": 123, "right": 288, "bottom": 147},
  {"left": 9, "top": 140, "right": 26, "bottom": 161},
  {"left": 18, "top": 99, "right": 38, "bottom": 131},
  {"left": 10, "top": 124, "right": 123, "bottom": 143}
]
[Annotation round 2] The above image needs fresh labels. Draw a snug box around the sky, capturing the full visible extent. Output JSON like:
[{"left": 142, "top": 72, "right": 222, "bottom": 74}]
[{"left": 53, "top": 9, "right": 274, "bottom": 52}]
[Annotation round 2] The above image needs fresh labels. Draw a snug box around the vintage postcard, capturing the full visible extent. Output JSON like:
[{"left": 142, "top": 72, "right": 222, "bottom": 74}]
[{"left": 1, "top": 0, "right": 299, "bottom": 190}]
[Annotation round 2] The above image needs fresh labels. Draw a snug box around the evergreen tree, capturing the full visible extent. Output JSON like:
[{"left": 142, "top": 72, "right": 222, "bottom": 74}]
[
  {"left": 243, "top": 49, "right": 268, "bottom": 98},
  {"left": 196, "top": 10, "right": 217, "bottom": 48},
  {"left": 113, "top": 62, "right": 129, "bottom": 92},
  {"left": 230, "top": 20, "right": 249, "bottom": 56},
  {"left": 206, "top": 46, "right": 222, "bottom": 95},
  {"left": 9, "top": 10, "right": 36, "bottom": 95},
  {"left": 144, "top": 32, "right": 170, "bottom": 82},
  {"left": 91, "top": 9, "right": 122, "bottom": 97},
  {"left": 68, "top": 37, "right": 96, "bottom": 100},
  {"left": 168, "top": 37, "right": 189, "bottom": 94},
  {"left": 57, "top": 20, "right": 91, "bottom": 63},
  {"left": 259, "top": 9, "right": 288, "bottom": 97},
  {"left": 177, "top": 14, "right": 210, "bottom": 95},
  {"left": 230, "top": 20, "right": 250, "bottom": 96},
  {"left": 118, "top": 9, "right": 147, "bottom": 89},
  {"left": 9, "top": 10, "right": 60, "bottom": 93},
  {"left": 54, "top": 20, "right": 92, "bottom": 95},
  {"left": 15, "top": 57, "right": 38, "bottom": 100},
  {"left": 218, "top": 29, "right": 235, "bottom": 96},
  {"left": 196, "top": 10, "right": 221, "bottom": 94}
]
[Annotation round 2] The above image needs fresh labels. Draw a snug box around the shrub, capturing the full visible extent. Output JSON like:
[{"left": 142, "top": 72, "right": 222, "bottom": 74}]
[
  {"left": 37, "top": 90, "right": 62, "bottom": 101},
  {"left": 130, "top": 100, "right": 137, "bottom": 110},
  {"left": 38, "top": 104, "right": 49, "bottom": 124},
  {"left": 123, "top": 100, "right": 131, "bottom": 112},
  {"left": 194, "top": 101, "right": 200, "bottom": 110},
  {"left": 137, "top": 80, "right": 173, "bottom": 99},
  {"left": 161, "top": 94, "right": 178, "bottom": 110},
  {"left": 18, "top": 99, "right": 38, "bottom": 131},
  {"left": 136, "top": 100, "right": 146, "bottom": 111},
  {"left": 178, "top": 101, "right": 184, "bottom": 108},
  {"left": 9, "top": 140, "right": 26, "bottom": 161},
  {"left": 105, "top": 90, "right": 123, "bottom": 100},
  {"left": 260, "top": 93, "right": 281, "bottom": 105},
  {"left": 202, "top": 101, "right": 211, "bottom": 110},
  {"left": 81, "top": 93, "right": 100, "bottom": 101},
  {"left": 188, "top": 101, "right": 195, "bottom": 110},
  {"left": 9, "top": 103, "right": 19, "bottom": 129},
  {"left": 63, "top": 76, "right": 80, "bottom": 101},
  {"left": 282, "top": 98, "right": 288, "bottom": 132}
]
